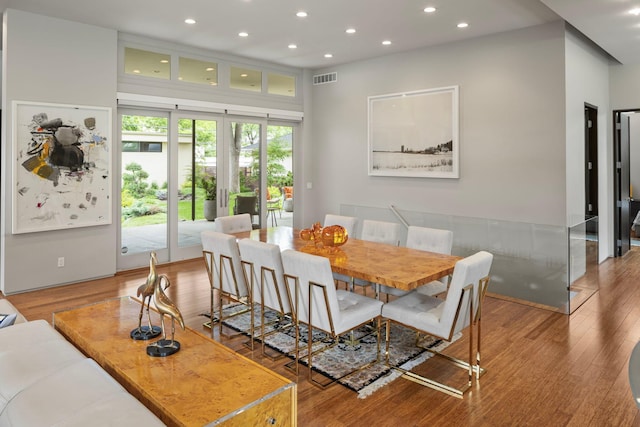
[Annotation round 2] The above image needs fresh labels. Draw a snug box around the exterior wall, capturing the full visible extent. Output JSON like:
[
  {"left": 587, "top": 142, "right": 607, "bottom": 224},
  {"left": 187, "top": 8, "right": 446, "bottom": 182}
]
[
  {"left": 302, "top": 22, "right": 568, "bottom": 228},
  {"left": 1, "top": 9, "right": 118, "bottom": 293}
]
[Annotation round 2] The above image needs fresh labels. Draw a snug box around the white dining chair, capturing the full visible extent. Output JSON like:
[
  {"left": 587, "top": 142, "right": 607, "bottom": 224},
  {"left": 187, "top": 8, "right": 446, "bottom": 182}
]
[
  {"left": 201, "top": 230, "right": 250, "bottom": 338},
  {"left": 238, "top": 238, "right": 293, "bottom": 359},
  {"left": 323, "top": 214, "right": 359, "bottom": 289},
  {"left": 323, "top": 214, "right": 358, "bottom": 239},
  {"left": 379, "top": 225, "right": 454, "bottom": 299},
  {"left": 213, "top": 213, "right": 253, "bottom": 234},
  {"left": 281, "top": 249, "right": 383, "bottom": 388},
  {"left": 382, "top": 250, "right": 493, "bottom": 398},
  {"left": 360, "top": 219, "right": 401, "bottom": 246},
  {"left": 354, "top": 220, "right": 402, "bottom": 296}
]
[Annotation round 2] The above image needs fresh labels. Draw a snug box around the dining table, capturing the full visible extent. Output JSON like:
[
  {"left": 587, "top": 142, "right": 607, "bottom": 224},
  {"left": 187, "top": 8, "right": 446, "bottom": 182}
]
[{"left": 232, "top": 226, "right": 461, "bottom": 293}]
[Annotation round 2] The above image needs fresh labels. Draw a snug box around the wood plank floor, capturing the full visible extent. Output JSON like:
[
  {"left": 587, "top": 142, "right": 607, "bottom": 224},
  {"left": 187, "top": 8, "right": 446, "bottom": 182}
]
[{"left": 5, "top": 250, "right": 640, "bottom": 427}]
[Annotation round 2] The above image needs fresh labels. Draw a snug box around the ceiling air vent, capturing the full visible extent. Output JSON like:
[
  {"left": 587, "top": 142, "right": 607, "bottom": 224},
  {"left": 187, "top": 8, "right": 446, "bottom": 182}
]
[{"left": 313, "top": 72, "right": 337, "bottom": 85}]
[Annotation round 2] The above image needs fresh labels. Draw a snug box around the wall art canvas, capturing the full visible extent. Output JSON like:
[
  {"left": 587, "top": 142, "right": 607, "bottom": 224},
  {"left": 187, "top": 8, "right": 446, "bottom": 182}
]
[
  {"left": 12, "top": 101, "right": 112, "bottom": 234},
  {"left": 368, "top": 86, "right": 459, "bottom": 178}
]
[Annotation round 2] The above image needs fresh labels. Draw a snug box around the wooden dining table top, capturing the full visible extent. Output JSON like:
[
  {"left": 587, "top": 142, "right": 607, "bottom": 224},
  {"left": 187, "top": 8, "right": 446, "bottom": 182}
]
[{"left": 233, "top": 226, "right": 461, "bottom": 292}]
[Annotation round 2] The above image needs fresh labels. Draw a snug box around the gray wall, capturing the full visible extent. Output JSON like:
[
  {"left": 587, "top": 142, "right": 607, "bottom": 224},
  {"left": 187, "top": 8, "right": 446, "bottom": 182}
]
[
  {"left": 1, "top": 9, "right": 118, "bottom": 294},
  {"left": 564, "top": 25, "right": 612, "bottom": 262},
  {"left": 303, "top": 22, "right": 568, "bottom": 229}
]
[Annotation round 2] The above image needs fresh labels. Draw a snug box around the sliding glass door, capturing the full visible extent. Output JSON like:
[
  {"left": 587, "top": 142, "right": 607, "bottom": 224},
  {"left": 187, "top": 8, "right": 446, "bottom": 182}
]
[
  {"left": 117, "top": 108, "right": 296, "bottom": 270},
  {"left": 174, "top": 115, "right": 220, "bottom": 260},
  {"left": 118, "top": 110, "right": 170, "bottom": 269}
]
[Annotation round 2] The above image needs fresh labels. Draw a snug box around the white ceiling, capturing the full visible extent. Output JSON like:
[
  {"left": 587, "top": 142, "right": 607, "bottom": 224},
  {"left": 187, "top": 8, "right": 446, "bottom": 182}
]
[{"left": 0, "top": 0, "right": 638, "bottom": 69}]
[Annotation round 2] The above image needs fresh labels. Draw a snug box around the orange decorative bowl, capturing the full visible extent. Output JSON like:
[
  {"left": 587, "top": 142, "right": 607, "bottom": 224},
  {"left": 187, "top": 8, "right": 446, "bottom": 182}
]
[{"left": 321, "top": 225, "right": 349, "bottom": 248}]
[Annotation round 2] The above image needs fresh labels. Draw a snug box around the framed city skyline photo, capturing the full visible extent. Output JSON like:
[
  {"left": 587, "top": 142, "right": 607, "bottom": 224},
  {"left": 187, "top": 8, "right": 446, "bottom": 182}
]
[{"left": 368, "top": 86, "right": 459, "bottom": 178}]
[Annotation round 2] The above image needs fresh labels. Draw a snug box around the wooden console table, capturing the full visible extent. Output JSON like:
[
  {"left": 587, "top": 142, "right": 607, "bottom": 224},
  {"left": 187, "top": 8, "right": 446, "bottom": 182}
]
[{"left": 53, "top": 297, "right": 297, "bottom": 427}]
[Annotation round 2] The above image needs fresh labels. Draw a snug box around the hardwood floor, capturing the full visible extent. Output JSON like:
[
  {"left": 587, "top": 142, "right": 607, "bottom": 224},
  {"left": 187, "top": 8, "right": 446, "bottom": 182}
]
[{"left": 5, "top": 250, "right": 640, "bottom": 427}]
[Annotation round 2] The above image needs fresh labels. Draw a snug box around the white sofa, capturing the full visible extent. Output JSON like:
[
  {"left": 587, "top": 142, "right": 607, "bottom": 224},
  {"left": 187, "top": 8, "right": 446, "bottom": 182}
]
[{"left": 0, "top": 299, "right": 164, "bottom": 427}]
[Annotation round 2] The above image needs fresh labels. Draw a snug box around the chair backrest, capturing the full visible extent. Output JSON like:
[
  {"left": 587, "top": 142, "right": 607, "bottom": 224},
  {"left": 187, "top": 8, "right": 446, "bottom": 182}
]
[
  {"left": 235, "top": 195, "right": 258, "bottom": 215},
  {"left": 281, "top": 249, "right": 340, "bottom": 333},
  {"left": 360, "top": 220, "right": 401, "bottom": 246},
  {"left": 324, "top": 214, "right": 358, "bottom": 239},
  {"left": 201, "top": 230, "right": 248, "bottom": 298},
  {"left": 440, "top": 251, "right": 493, "bottom": 338},
  {"left": 214, "top": 214, "right": 252, "bottom": 234},
  {"left": 406, "top": 226, "right": 453, "bottom": 255},
  {"left": 238, "top": 238, "right": 291, "bottom": 314}
]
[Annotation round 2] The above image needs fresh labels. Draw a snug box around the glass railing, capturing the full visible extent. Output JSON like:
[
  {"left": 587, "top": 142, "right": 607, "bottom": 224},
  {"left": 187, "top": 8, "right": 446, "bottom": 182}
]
[{"left": 340, "top": 204, "right": 599, "bottom": 314}]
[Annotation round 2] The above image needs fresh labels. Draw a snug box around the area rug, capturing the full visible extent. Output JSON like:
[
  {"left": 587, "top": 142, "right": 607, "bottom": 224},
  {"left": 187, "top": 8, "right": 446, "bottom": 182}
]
[{"left": 202, "top": 305, "right": 459, "bottom": 398}]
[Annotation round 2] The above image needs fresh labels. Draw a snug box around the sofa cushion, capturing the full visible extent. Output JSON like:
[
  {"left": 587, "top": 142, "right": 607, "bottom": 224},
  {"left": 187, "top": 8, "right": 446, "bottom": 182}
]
[
  {"left": 0, "top": 358, "right": 164, "bottom": 427},
  {"left": 0, "top": 320, "right": 87, "bottom": 410}
]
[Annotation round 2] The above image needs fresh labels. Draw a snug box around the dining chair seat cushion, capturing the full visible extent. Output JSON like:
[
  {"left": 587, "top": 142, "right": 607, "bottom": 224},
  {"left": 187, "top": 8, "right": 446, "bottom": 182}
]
[
  {"left": 415, "top": 280, "right": 448, "bottom": 296},
  {"left": 382, "top": 291, "right": 446, "bottom": 335},
  {"left": 334, "top": 290, "right": 383, "bottom": 332}
]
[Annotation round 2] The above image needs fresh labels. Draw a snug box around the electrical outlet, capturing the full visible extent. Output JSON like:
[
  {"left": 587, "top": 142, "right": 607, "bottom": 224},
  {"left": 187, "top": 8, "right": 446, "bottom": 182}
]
[{"left": 57, "top": 257, "right": 65, "bottom": 267}]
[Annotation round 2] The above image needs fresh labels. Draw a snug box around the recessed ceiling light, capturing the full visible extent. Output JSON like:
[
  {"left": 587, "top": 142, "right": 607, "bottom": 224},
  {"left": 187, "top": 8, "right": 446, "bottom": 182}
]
[
  {"left": 457, "top": 22, "right": 469, "bottom": 28},
  {"left": 205, "top": 67, "right": 215, "bottom": 71},
  {"left": 288, "top": 44, "right": 297, "bottom": 49},
  {"left": 132, "top": 69, "right": 141, "bottom": 74},
  {"left": 324, "top": 53, "right": 333, "bottom": 58},
  {"left": 296, "top": 11, "right": 308, "bottom": 18},
  {"left": 184, "top": 18, "right": 196, "bottom": 25},
  {"left": 382, "top": 40, "right": 392, "bottom": 45},
  {"left": 346, "top": 28, "right": 356, "bottom": 34},
  {"left": 424, "top": 6, "right": 436, "bottom": 13},
  {"left": 210, "top": 82, "right": 217, "bottom": 86},
  {"left": 160, "top": 59, "right": 169, "bottom": 64},
  {"left": 238, "top": 31, "right": 249, "bottom": 37},
  {"left": 240, "top": 73, "right": 248, "bottom": 77},
  {"left": 630, "top": 8, "right": 640, "bottom": 15}
]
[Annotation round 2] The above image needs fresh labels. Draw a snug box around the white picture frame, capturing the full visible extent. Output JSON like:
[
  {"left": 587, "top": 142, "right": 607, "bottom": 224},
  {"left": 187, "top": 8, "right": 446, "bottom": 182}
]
[
  {"left": 12, "top": 101, "right": 112, "bottom": 234},
  {"left": 368, "top": 86, "right": 459, "bottom": 178}
]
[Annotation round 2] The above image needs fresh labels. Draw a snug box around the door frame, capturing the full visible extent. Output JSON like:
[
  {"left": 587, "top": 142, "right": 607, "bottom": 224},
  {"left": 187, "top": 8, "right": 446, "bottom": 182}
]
[{"left": 613, "top": 109, "right": 640, "bottom": 257}]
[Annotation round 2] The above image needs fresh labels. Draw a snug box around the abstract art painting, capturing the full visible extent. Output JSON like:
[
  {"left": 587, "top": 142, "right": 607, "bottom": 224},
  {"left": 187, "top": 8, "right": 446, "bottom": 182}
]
[
  {"left": 13, "top": 101, "right": 112, "bottom": 234},
  {"left": 368, "top": 86, "right": 459, "bottom": 178}
]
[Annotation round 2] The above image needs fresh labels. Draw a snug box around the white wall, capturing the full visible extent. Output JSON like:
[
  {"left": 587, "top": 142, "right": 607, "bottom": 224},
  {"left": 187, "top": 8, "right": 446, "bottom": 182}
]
[
  {"left": 1, "top": 9, "right": 118, "bottom": 294},
  {"left": 303, "top": 22, "right": 567, "bottom": 228},
  {"left": 610, "top": 64, "right": 640, "bottom": 111},
  {"left": 564, "top": 25, "right": 612, "bottom": 262}
]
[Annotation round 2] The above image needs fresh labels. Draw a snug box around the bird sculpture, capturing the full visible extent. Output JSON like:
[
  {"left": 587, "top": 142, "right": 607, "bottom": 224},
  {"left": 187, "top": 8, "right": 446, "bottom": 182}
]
[
  {"left": 153, "top": 274, "right": 185, "bottom": 347},
  {"left": 132, "top": 251, "right": 161, "bottom": 339}
]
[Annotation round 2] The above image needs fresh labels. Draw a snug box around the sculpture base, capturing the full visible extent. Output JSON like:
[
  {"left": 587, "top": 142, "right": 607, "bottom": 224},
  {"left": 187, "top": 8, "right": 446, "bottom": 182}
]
[
  {"left": 130, "top": 325, "right": 162, "bottom": 340},
  {"left": 147, "top": 339, "right": 181, "bottom": 357}
]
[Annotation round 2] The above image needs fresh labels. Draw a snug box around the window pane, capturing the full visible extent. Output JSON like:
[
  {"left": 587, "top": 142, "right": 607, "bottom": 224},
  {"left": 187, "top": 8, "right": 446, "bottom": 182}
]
[
  {"left": 179, "top": 57, "right": 218, "bottom": 86},
  {"left": 122, "top": 141, "right": 139, "bottom": 152},
  {"left": 268, "top": 73, "right": 295, "bottom": 97},
  {"left": 120, "top": 115, "right": 168, "bottom": 256},
  {"left": 124, "top": 47, "right": 170, "bottom": 79},
  {"left": 230, "top": 66, "right": 262, "bottom": 92}
]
